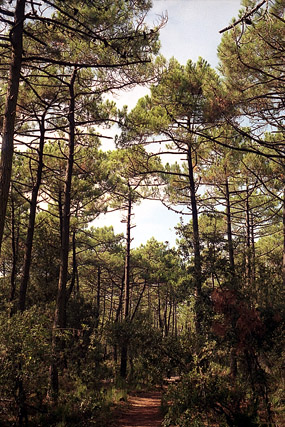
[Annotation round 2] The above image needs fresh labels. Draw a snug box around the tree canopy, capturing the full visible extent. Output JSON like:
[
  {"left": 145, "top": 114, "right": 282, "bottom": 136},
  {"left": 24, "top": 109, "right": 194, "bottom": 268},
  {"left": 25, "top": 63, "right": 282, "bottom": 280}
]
[{"left": 0, "top": 1, "right": 284, "bottom": 425}]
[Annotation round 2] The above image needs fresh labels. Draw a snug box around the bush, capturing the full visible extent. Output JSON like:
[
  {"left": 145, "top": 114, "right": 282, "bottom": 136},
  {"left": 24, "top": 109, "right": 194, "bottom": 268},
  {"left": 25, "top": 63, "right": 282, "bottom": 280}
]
[{"left": 0, "top": 306, "right": 52, "bottom": 424}]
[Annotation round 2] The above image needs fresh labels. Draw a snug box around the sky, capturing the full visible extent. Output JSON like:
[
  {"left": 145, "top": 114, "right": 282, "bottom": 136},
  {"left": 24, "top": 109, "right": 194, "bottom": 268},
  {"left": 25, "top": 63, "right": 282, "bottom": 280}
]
[{"left": 93, "top": 0, "right": 242, "bottom": 248}]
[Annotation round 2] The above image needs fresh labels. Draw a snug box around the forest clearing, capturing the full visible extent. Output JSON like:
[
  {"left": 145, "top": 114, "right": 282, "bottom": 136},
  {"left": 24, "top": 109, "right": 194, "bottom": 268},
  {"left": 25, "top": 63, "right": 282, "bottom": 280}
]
[{"left": 0, "top": 0, "right": 284, "bottom": 426}]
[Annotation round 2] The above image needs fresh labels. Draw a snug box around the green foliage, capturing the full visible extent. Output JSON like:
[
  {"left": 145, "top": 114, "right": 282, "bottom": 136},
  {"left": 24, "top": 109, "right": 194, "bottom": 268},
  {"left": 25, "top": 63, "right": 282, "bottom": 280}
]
[
  {"left": 163, "top": 366, "right": 262, "bottom": 427},
  {"left": 0, "top": 1, "right": 284, "bottom": 426},
  {"left": 0, "top": 307, "right": 52, "bottom": 423},
  {"left": 107, "top": 313, "right": 187, "bottom": 385}
]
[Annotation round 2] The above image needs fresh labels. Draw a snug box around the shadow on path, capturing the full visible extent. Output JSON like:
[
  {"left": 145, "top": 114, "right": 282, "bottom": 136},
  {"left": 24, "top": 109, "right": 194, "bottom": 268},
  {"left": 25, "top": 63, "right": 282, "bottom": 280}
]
[{"left": 114, "top": 390, "right": 164, "bottom": 427}]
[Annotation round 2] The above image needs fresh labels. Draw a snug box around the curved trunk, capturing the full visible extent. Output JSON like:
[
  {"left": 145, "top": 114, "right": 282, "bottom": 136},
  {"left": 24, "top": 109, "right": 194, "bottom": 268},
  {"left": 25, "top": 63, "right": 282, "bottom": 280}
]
[{"left": 0, "top": 0, "right": 26, "bottom": 255}]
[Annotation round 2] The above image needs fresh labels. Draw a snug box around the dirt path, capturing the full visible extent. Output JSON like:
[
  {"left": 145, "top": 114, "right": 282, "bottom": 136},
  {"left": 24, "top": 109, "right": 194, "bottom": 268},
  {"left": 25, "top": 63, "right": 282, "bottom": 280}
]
[{"left": 114, "top": 390, "right": 164, "bottom": 427}]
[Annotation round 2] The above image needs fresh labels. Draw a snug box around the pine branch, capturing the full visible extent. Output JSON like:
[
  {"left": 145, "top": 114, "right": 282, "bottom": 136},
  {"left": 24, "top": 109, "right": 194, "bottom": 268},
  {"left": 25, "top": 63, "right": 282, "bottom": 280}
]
[{"left": 219, "top": 0, "right": 267, "bottom": 34}]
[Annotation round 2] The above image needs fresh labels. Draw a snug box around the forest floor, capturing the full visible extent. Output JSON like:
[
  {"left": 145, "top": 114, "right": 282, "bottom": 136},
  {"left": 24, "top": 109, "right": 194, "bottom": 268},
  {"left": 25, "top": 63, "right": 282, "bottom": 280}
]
[{"left": 112, "top": 388, "right": 165, "bottom": 427}]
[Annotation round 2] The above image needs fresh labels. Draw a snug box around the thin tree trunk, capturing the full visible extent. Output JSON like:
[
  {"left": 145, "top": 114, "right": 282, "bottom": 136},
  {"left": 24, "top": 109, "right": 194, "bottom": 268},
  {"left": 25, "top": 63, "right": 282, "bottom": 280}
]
[
  {"left": 95, "top": 266, "right": 101, "bottom": 329},
  {"left": 123, "top": 187, "right": 131, "bottom": 321},
  {"left": 109, "top": 281, "right": 114, "bottom": 322},
  {"left": 66, "top": 231, "right": 78, "bottom": 300},
  {"left": 225, "top": 176, "right": 237, "bottom": 379},
  {"left": 16, "top": 363, "right": 28, "bottom": 427},
  {"left": 157, "top": 283, "right": 163, "bottom": 331},
  {"left": 131, "top": 279, "right": 147, "bottom": 321},
  {"left": 120, "top": 187, "right": 132, "bottom": 378},
  {"left": 174, "top": 303, "right": 178, "bottom": 337},
  {"left": 187, "top": 144, "right": 202, "bottom": 334},
  {"left": 10, "top": 197, "right": 18, "bottom": 303},
  {"left": 164, "top": 293, "right": 169, "bottom": 336},
  {"left": 19, "top": 113, "right": 46, "bottom": 312},
  {"left": 283, "top": 186, "right": 285, "bottom": 290},
  {"left": 101, "top": 287, "right": 106, "bottom": 330},
  {"left": 251, "top": 211, "right": 256, "bottom": 289},
  {"left": 225, "top": 176, "right": 235, "bottom": 278},
  {"left": 245, "top": 183, "right": 251, "bottom": 287},
  {"left": 116, "top": 274, "right": 124, "bottom": 322},
  {"left": 0, "top": 0, "right": 26, "bottom": 255},
  {"left": 50, "top": 68, "right": 77, "bottom": 400},
  {"left": 54, "top": 68, "right": 77, "bottom": 330},
  {"left": 167, "top": 297, "right": 172, "bottom": 337}
]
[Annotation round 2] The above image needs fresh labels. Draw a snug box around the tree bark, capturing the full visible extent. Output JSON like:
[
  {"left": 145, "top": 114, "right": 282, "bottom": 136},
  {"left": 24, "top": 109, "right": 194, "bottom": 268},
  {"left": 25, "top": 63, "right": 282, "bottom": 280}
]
[
  {"left": 66, "top": 231, "right": 78, "bottom": 301},
  {"left": 95, "top": 266, "right": 101, "bottom": 329},
  {"left": 10, "top": 196, "right": 18, "bottom": 303},
  {"left": 225, "top": 176, "right": 235, "bottom": 279},
  {"left": 157, "top": 282, "right": 163, "bottom": 331},
  {"left": 187, "top": 144, "right": 202, "bottom": 334},
  {"left": 250, "top": 211, "right": 256, "bottom": 288},
  {"left": 164, "top": 293, "right": 169, "bottom": 336},
  {"left": 19, "top": 113, "right": 46, "bottom": 312},
  {"left": 54, "top": 68, "right": 77, "bottom": 330},
  {"left": 0, "top": 0, "right": 26, "bottom": 256},
  {"left": 282, "top": 187, "right": 285, "bottom": 289},
  {"left": 120, "top": 186, "right": 132, "bottom": 378},
  {"left": 245, "top": 183, "right": 252, "bottom": 287},
  {"left": 49, "top": 68, "right": 77, "bottom": 400},
  {"left": 123, "top": 187, "right": 132, "bottom": 321},
  {"left": 225, "top": 176, "right": 237, "bottom": 379}
]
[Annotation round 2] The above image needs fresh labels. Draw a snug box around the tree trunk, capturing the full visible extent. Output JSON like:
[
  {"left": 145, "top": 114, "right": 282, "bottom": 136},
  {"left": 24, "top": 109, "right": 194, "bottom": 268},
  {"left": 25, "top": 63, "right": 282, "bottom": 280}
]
[
  {"left": 66, "top": 231, "right": 78, "bottom": 301},
  {"left": 283, "top": 186, "right": 285, "bottom": 290},
  {"left": 16, "top": 364, "right": 28, "bottom": 427},
  {"left": 164, "top": 293, "right": 169, "bottom": 336},
  {"left": 54, "top": 68, "right": 77, "bottom": 330},
  {"left": 225, "top": 176, "right": 235, "bottom": 279},
  {"left": 187, "top": 144, "right": 202, "bottom": 334},
  {"left": 157, "top": 283, "right": 163, "bottom": 331},
  {"left": 108, "top": 280, "right": 114, "bottom": 322},
  {"left": 0, "top": 0, "right": 26, "bottom": 255},
  {"left": 245, "top": 183, "right": 251, "bottom": 287},
  {"left": 250, "top": 211, "right": 256, "bottom": 289},
  {"left": 225, "top": 176, "right": 237, "bottom": 379},
  {"left": 10, "top": 196, "right": 19, "bottom": 303},
  {"left": 167, "top": 296, "right": 172, "bottom": 337},
  {"left": 123, "top": 188, "right": 132, "bottom": 321},
  {"left": 50, "top": 69, "right": 77, "bottom": 400},
  {"left": 120, "top": 187, "right": 132, "bottom": 378},
  {"left": 95, "top": 266, "right": 101, "bottom": 329},
  {"left": 131, "top": 279, "right": 147, "bottom": 321},
  {"left": 19, "top": 113, "right": 46, "bottom": 312}
]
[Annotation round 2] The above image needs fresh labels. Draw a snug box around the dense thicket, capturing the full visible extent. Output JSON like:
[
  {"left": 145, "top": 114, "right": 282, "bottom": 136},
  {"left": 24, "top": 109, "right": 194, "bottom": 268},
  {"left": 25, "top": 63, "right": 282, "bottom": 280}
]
[{"left": 0, "top": 0, "right": 284, "bottom": 426}]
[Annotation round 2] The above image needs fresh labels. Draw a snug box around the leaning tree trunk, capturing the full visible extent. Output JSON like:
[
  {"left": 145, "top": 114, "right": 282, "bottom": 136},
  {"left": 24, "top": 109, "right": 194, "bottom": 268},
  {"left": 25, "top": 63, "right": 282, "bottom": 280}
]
[
  {"left": 0, "top": 0, "right": 26, "bottom": 256},
  {"left": 50, "top": 68, "right": 77, "bottom": 400},
  {"left": 187, "top": 144, "right": 202, "bottom": 334},
  {"left": 19, "top": 112, "right": 46, "bottom": 312}
]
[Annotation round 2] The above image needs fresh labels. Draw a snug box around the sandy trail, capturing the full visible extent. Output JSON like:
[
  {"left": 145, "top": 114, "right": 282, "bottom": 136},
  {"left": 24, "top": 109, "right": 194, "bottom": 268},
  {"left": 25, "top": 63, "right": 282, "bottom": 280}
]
[{"left": 115, "top": 390, "right": 164, "bottom": 427}]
